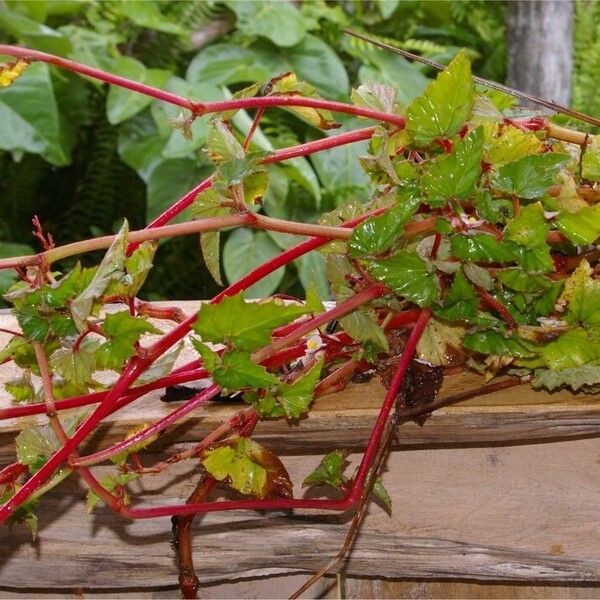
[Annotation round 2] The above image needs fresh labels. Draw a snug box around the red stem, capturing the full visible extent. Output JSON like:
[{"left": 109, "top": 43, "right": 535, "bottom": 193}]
[{"left": 196, "top": 97, "right": 405, "bottom": 128}]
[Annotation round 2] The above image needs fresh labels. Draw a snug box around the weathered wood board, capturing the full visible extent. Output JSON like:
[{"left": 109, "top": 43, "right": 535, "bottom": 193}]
[{"left": 1, "top": 303, "right": 600, "bottom": 594}]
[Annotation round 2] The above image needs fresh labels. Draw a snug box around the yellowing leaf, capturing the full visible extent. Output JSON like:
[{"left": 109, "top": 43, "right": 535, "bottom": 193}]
[
  {"left": 201, "top": 436, "right": 293, "bottom": 499},
  {"left": 265, "top": 72, "right": 340, "bottom": 130},
  {"left": 416, "top": 318, "right": 465, "bottom": 366},
  {"left": 0, "top": 58, "right": 30, "bottom": 88}
]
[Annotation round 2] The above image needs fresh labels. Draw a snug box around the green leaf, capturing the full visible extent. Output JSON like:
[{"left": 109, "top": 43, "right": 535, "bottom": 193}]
[
  {"left": 492, "top": 153, "right": 569, "bottom": 199},
  {"left": 522, "top": 328, "right": 600, "bottom": 371},
  {"left": 193, "top": 293, "right": 305, "bottom": 352},
  {"left": 70, "top": 221, "right": 128, "bottom": 332},
  {"left": 356, "top": 49, "right": 428, "bottom": 106},
  {"left": 559, "top": 260, "right": 600, "bottom": 328},
  {"left": 277, "top": 359, "right": 323, "bottom": 419},
  {"left": 223, "top": 229, "right": 284, "bottom": 298},
  {"left": 226, "top": 0, "right": 306, "bottom": 47},
  {"left": 6, "top": 371, "right": 35, "bottom": 404},
  {"left": 406, "top": 49, "right": 474, "bottom": 146},
  {"left": 305, "top": 280, "right": 325, "bottom": 313},
  {"left": 108, "top": 241, "right": 157, "bottom": 298},
  {"left": 119, "top": 1, "right": 185, "bottom": 34},
  {"left": 351, "top": 82, "right": 397, "bottom": 114},
  {"left": 135, "top": 342, "right": 183, "bottom": 386},
  {"left": 473, "top": 190, "right": 513, "bottom": 224},
  {"left": 146, "top": 159, "right": 213, "bottom": 223},
  {"left": 368, "top": 251, "right": 440, "bottom": 307},
  {"left": 49, "top": 338, "right": 100, "bottom": 389},
  {"left": 0, "top": 7, "right": 72, "bottom": 54},
  {"left": 192, "top": 188, "right": 230, "bottom": 286},
  {"left": 451, "top": 233, "right": 517, "bottom": 263},
  {"left": 302, "top": 449, "right": 347, "bottom": 489},
  {"left": 463, "top": 262, "right": 493, "bottom": 290},
  {"left": 582, "top": 134, "right": 600, "bottom": 181},
  {"left": 372, "top": 476, "right": 392, "bottom": 513},
  {"left": 206, "top": 120, "right": 245, "bottom": 163},
  {"left": 416, "top": 318, "right": 465, "bottom": 366},
  {"left": 42, "top": 263, "right": 96, "bottom": 309},
  {"left": 86, "top": 471, "right": 138, "bottom": 513},
  {"left": 192, "top": 339, "right": 220, "bottom": 373},
  {"left": 0, "top": 62, "right": 70, "bottom": 165},
  {"left": 265, "top": 72, "right": 338, "bottom": 130},
  {"left": 422, "top": 127, "right": 484, "bottom": 207},
  {"left": 97, "top": 312, "right": 161, "bottom": 371},
  {"left": 532, "top": 365, "right": 600, "bottom": 393},
  {"left": 14, "top": 305, "right": 50, "bottom": 342},
  {"left": 434, "top": 270, "right": 477, "bottom": 321},
  {"left": 483, "top": 122, "right": 543, "bottom": 166},
  {"left": 504, "top": 203, "right": 549, "bottom": 248},
  {"left": 213, "top": 351, "right": 280, "bottom": 391},
  {"left": 106, "top": 56, "right": 171, "bottom": 125},
  {"left": 556, "top": 203, "right": 600, "bottom": 245},
  {"left": 462, "top": 330, "right": 535, "bottom": 358},
  {"left": 0, "top": 484, "right": 39, "bottom": 540},
  {"left": 497, "top": 269, "right": 554, "bottom": 293},
  {"left": 201, "top": 436, "right": 293, "bottom": 498},
  {"left": 348, "top": 194, "right": 420, "bottom": 257},
  {"left": 16, "top": 412, "right": 87, "bottom": 473},
  {"left": 0, "top": 242, "right": 33, "bottom": 294}
]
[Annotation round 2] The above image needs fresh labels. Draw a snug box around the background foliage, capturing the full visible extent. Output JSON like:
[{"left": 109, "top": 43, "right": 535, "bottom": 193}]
[{"left": 0, "top": 0, "right": 594, "bottom": 301}]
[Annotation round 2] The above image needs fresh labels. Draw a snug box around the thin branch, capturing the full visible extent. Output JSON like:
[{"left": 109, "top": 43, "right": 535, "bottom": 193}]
[{"left": 343, "top": 29, "right": 600, "bottom": 128}]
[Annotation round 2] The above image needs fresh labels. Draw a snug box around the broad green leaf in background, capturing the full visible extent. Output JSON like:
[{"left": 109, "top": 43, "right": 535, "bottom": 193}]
[
  {"left": 0, "top": 7, "right": 72, "bottom": 54},
  {"left": 367, "top": 250, "right": 440, "bottom": 307},
  {"left": 146, "top": 159, "right": 213, "bottom": 224},
  {"left": 223, "top": 229, "right": 284, "bottom": 298},
  {"left": 187, "top": 36, "right": 348, "bottom": 101},
  {"left": 422, "top": 127, "right": 484, "bottom": 206},
  {"left": 349, "top": 40, "right": 428, "bottom": 106},
  {"left": 58, "top": 25, "right": 119, "bottom": 72},
  {"left": 226, "top": 0, "right": 307, "bottom": 47},
  {"left": 492, "top": 153, "right": 569, "bottom": 199},
  {"left": 119, "top": 1, "right": 186, "bottom": 35},
  {"left": 201, "top": 435, "right": 293, "bottom": 498},
  {"left": 106, "top": 56, "right": 172, "bottom": 125},
  {"left": 406, "top": 49, "right": 474, "bottom": 145},
  {"left": 193, "top": 292, "right": 305, "bottom": 351},
  {"left": 0, "top": 62, "right": 70, "bottom": 164},
  {"left": 0, "top": 242, "right": 33, "bottom": 294}
]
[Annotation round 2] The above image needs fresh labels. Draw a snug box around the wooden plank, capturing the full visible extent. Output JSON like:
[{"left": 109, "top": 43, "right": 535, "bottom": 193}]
[{"left": 4, "top": 438, "right": 600, "bottom": 590}]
